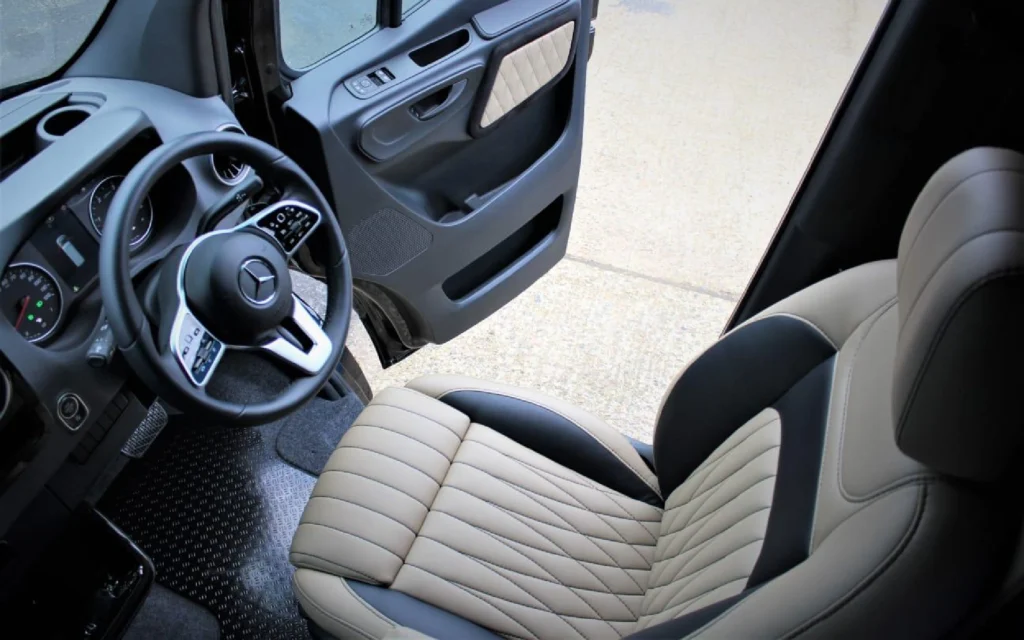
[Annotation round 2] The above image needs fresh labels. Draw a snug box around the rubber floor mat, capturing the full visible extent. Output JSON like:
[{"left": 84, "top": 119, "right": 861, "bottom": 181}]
[{"left": 99, "top": 419, "right": 315, "bottom": 640}]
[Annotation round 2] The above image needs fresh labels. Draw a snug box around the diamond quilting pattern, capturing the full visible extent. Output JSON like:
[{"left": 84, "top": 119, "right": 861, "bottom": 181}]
[{"left": 480, "top": 21, "right": 576, "bottom": 129}]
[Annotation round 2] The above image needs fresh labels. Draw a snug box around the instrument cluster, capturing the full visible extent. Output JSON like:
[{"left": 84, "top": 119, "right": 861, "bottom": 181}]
[{"left": 1, "top": 173, "right": 156, "bottom": 344}]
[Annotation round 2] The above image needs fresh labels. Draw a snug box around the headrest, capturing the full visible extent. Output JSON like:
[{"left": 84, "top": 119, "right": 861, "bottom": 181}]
[{"left": 894, "top": 147, "right": 1024, "bottom": 482}]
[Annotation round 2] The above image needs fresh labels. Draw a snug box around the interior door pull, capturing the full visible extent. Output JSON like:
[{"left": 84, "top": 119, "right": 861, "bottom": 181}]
[{"left": 410, "top": 80, "right": 467, "bottom": 120}]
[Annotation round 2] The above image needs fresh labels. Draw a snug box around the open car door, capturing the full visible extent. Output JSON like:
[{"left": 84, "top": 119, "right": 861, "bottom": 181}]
[{"left": 264, "top": 0, "right": 594, "bottom": 365}]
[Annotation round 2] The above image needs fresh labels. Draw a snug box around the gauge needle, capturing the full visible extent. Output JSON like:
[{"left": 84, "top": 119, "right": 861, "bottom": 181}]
[{"left": 14, "top": 296, "right": 30, "bottom": 329}]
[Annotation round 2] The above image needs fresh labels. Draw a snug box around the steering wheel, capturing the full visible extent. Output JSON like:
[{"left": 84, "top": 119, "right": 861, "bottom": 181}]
[{"left": 99, "top": 131, "right": 352, "bottom": 425}]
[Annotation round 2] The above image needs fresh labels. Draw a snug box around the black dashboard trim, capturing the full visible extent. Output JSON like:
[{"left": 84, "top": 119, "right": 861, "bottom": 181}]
[{"left": 0, "top": 108, "right": 151, "bottom": 268}]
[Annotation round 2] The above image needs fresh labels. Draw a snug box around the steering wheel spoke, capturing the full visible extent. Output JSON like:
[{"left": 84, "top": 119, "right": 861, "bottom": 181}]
[
  {"left": 257, "top": 295, "right": 332, "bottom": 375},
  {"left": 240, "top": 199, "right": 323, "bottom": 257}
]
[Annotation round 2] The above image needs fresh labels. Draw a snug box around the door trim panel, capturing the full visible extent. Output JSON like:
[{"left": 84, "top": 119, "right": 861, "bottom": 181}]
[{"left": 282, "top": 0, "right": 591, "bottom": 345}]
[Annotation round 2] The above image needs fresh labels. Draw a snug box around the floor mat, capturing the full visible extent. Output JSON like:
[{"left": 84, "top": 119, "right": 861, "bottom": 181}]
[
  {"left": 99, "top": 419, "right": 316, "bottom": 640},
  {"left": 275, "top": 394, "right": 363, "bottom": 475},
  {"left": 124, "top": 584, "right": 221, "bottom": 640}
]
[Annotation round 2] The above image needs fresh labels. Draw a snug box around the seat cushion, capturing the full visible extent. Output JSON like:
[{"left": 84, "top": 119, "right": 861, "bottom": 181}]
[{"left": 291, "top": 382, "right": 663, "bottom": 639}]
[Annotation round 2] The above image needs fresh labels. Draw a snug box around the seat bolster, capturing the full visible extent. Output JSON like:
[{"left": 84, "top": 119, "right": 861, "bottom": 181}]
[
  {"left": 406, "top": 374, "right": 661, "bottom": 503},
  {"left": 290, "top": 387, "right": 469, "bottom": 585},
  {"left": 293, "top": 569, "right": 397, "bottom": 640},
  {"left": 675, "top": 482, "right": 1004, "bottom": 639},
  {"left": 743, "top": 260, "right": 898, "bottom": 348}
]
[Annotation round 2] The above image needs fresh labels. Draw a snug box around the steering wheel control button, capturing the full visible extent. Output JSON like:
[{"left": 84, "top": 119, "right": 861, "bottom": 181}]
[
  {"left": 57, "top": 392, "right": 89, "bottom": 431},
  {"left": 238, "top": 258, "right": 278, "bottom": 305},
  {"left": 172, "top": 311, "right": 225, "bottom": 386},
  {"left": 192, "top": 334, "right": 223, "bottom": 382},
  {"left": 253, "top": 202, "right": 321, "bottom": 254}
]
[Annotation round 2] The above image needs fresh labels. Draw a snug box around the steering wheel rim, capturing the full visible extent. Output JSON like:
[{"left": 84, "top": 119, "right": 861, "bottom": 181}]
[{"left": 99, "top": 131, "right": 352, "bottom": 425}]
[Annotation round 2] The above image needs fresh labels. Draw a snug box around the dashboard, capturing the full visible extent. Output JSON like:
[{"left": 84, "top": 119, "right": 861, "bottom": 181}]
[{"left": 0, "top": 76, "right": 257, "bottom": 539}]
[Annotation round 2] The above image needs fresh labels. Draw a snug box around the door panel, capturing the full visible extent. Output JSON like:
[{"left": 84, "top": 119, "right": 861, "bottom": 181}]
[{"left": 280, "top": 0, "right": 591, "bottom": 354}]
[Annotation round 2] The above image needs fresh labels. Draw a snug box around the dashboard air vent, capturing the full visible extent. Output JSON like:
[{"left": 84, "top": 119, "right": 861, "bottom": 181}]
[{"left": 211, "top": 124, "right": 251, "bottom": 186}]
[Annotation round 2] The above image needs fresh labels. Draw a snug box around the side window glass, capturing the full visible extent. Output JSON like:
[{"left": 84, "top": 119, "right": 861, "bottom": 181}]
[
  {"left": 280, "top": 0, "right": 431, "bottom": 70},
  {"left": 279, "top": 0, "right": 378, "bottom": 70}
]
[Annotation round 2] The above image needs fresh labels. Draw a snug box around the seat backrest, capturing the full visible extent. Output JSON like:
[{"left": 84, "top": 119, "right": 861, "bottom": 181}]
[{"left": 638, "top": 147, "right": 1024, "bottom": 638}]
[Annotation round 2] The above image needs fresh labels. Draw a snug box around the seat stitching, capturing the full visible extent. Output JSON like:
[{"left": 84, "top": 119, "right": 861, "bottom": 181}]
[
  {"left": 436, "top": 388, "right": 661, "bottom": 496},
  {"left": 650, "top": 508, "right": 770, "bottom": 587},
  {"left": 674, "top": 419, "right": 779, "bottom": 503},
  {"left": 450, "top": 462, "right": 631, "bottom": 545},
  {"left": 292, "top": 572, "right": 392, "bottom": 640},
  {"left": 289, "top": 552, "right": 380, "bottom": 584},
  {"left": 463, "top": 437, "right": 662, "bottom": 547},
  {"left": 832, "top": 299, "right": 936, "bottom": 503},
  {"left": 645, "top": 576, "right": 749, "bottom": 625},
  {"left": 897, "top": 266, "right": 1024, "bottom": 440},
  {"left": 467, "top": 438, "right": 654, "bottom": 516},
  {"left": 402, "top": 564, "right": 595, "bottom": 639},
  {"left": 334, "top": 446, "right": 442, "bottom": 486},
  {"left": 667, "top": 460, "right": 770, "bottom": 557},
  {"left": 898, "top": 168, "right": 1024, "bottom": 323},
  {"left": 785, "top": 484, "right": 929, "bottom": 639},
  {"left": 644, "top": 538, "right": 764, "bottom": 616},
  {"left": 370, "top": 394, "right": 465, "bottom": 437},
  {"left": 686, "top": 484, "right": 928, "bottom": 639},
  {"left": 901, "top": 228, "right": 1024, "bottom": 332},
  {"left": 349, "top": 424, "right": 454, "bottom": 462},
  {"left": 416, "top": 534, "right": 634, "bottom": 627},
  {"left": 453, "top": 459, "right": 659, "bottom": 535},
  {"left": 431, "top": 507, "right": 653, "bottom": 571},
  {"left": 653, "top": 477, "right": 775, "bottom": 560},
  {"left": 441, "top": 484, "right": 652, "bottom": 591},
  {"left": 398, "top": 565, "right": 541, "bottom": 639},
  {"left": 317, "top": 469, "right": 431, "bottom": 509},
  {"left": 650, "top": 528, "right": 721, "bottom": 584},
  {"left": 752, "top": 314, "right": 838, "bottom": 349},
  {"left": 665, "top": 504, "right": 772, "bottom": 581},
  {"left": 468, "top": 436, "right": 626, "bottom": 501},
  {"left": 659, "top": 472, "right": 775, "bottom": 544},
  {"left": 683, "top": 446, "right": 778, "bottom": 523},
  {"left": 684, "top": 428, "right": 780, "bottom": 502},
  {"left": 668, "top": 450, "right": 778, "bottom": 552},
  {"left": 307, "top": 495, "right": 419, "bottom": 535},
  {"left": 458, "top": 445, "right": 595, "bottom": 511},
  {"left": 300, "top": 522, "right": 405, "bottom": 561},
  {"left": 443, "top": 481, "right": 653, "bottom": 589},
  {"left": 654, "top": 537, "right": 765, "bottom": 609},
  {"left": 453, "top": 458, "right": 659, "bottom": 550}
]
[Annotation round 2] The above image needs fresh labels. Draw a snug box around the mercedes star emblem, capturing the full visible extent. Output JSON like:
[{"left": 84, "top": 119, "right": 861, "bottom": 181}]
[{"left": 238, "top": 258, "right": 277, "bottom": 305}]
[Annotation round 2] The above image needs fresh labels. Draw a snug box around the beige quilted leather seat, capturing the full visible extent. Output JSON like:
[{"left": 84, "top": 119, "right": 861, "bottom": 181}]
[{"left": 290, "top": 148, "right": 1024, "bottom": 639}]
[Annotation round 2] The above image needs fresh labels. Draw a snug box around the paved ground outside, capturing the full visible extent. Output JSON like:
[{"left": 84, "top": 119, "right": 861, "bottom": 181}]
[{"left": 314, "top": 0, "right": 888, "bottom": 443}]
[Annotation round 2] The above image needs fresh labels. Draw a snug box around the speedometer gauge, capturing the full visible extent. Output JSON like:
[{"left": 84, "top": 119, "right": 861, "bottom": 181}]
[
  {"left": 89, "top": 175, "right": 154, "bottom": 247},
  {"left": 1, "top": 264, "right": 63, "bottom": 343}
]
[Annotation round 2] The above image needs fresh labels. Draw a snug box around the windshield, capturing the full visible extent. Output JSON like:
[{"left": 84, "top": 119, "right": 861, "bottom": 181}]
[{"left": 0, "top": 0, "right": 109, "bottom": 90}]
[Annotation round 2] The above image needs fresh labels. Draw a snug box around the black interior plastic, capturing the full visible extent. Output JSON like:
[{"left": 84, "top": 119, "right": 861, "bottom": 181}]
[{"left": 410, "top": 28, "right": 470, "bottom": 66}]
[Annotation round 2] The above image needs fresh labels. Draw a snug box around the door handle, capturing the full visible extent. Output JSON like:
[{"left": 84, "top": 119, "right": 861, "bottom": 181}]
[{"left": 409, "top": 80, "right": 467, "bottom": 120}]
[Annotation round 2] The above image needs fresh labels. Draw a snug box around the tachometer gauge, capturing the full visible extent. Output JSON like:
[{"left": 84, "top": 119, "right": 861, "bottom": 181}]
[
  {"left": 1, "top": 264, "right": 63, "bottom": 343},
  {"left": 89, "top": 175, "right": 154, "bottom": 247}
]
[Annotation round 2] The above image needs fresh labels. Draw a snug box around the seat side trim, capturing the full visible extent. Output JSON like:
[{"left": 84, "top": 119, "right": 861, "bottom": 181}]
[
  {"left": 438, "top": 389, "right": 662, "bottom": 505},
  {"left": 350, "top": 580, "right": 504, "bottom": 640},
  {"left": 654, "top": 315, "right": 837, "bottom": 497},
  {"left": 747, "top": 356, "right": 836, "bottom": 587}
]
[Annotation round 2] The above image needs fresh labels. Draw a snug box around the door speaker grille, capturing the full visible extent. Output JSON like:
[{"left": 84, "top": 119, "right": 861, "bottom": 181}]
[{"left": 347, "top": 208, "right": 432, "bottom": 276}]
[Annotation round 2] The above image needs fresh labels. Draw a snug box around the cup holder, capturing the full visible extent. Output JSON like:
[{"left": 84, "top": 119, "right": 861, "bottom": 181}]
[{"left": 36, "top": 105, "right": 94, "bottom": 150}]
